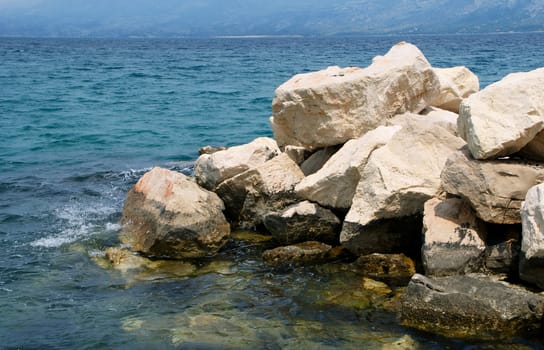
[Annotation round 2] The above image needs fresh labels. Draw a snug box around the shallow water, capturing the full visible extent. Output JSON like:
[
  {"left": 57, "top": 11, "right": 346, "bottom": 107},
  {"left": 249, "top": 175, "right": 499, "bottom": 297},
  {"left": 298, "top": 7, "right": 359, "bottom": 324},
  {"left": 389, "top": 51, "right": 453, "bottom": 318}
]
[{"left": 2, "top": 34, "right": 544, "bottom": 349}]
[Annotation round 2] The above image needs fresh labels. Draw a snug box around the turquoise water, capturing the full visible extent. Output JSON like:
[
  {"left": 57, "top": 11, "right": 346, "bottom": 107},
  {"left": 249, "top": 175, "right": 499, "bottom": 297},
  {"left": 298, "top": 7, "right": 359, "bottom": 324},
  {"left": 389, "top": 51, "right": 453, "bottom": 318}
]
[{"left": 1, "top": 34, "right": 544, "bottom": 349}]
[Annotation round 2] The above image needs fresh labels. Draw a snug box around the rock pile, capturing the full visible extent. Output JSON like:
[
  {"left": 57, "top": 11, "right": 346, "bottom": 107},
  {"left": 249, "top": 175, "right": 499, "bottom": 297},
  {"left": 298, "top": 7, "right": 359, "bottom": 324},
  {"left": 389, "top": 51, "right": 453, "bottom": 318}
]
[{"left": 120, "top": 42, "right": 544, "bottom": 339}]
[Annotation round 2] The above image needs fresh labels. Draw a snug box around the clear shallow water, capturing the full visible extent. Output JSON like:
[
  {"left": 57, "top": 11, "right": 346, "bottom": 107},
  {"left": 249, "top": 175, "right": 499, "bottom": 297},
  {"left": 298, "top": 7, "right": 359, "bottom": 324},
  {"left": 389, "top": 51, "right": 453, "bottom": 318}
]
[{"left": 1, "top": 34, "right": 544, "bottom": 349}]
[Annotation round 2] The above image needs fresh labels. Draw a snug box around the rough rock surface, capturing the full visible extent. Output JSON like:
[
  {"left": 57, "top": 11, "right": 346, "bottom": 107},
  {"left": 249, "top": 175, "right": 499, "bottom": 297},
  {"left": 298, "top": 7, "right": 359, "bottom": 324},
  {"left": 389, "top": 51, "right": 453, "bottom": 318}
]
[
  {"left": 215, "top": 153, "right": 304, "bottom": 229},
  {"left": 194, "top": 137, "right": 279, "bottom": 190},
  {"left": 418, "top": 107, "right": 459, "bottom": 135},
  {"left": 422, "top": 197, "right": 486, "bottom": 276},
  {"left": 263, "top": 201, "right": 341, "bottom": 245},
  {"left": 295, "top": 126, "right": 401, "bottom": 209},
  {"left": 340, "top": 120, "right": 465, "bottom": 253},
  {"left": 457, "top": 67, "right": 544, "bottom": 160},
  {"left": 520, "top": 184, "right": 544, "bottom": 289},
  {"left": 121, "top": 167, "right": 230, "bottom": 259},
  {"left": 401, "top": 274, "right": 544, "bottom": 338},
  {"left": 431, "top": 66, "right": 479, "bottom": 113},
  {"left": 283, "top": 145, "right": 307, "bottom": 165},
  {"left": 262, "top": 241, "right": 333, "bottom": 265},
  {"left": 300, "top": 146, "right": 339, "bottom": 176},
  {"left": 354, "top": 253, "right": 415, "bottom": 284},
  {"left": 486, "top": 239, "right": 519, "bottom": 276},
  {"left": 270, "top": 42, "right": 440, "bottom": 149},
  {"left": 441, "top": 149, "right": 544, "bottom": 224}
]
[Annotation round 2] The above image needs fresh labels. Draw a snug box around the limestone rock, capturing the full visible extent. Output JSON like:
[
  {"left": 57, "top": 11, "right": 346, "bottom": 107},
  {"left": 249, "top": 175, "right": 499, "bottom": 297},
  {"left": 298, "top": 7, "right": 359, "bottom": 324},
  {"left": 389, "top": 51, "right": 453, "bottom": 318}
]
[
  {"left": 270, "top": 42, "right": 440, "bottom": 149},
  {"left": 340, "top": 120, "right": 465, "bottom": 253},
  {"left": 194, "top": 137, "right": 279, "bottom": 190},
  {"left": 121, "top": 167, "right": 230, "bottom": 259},
  {"left": 401, "top": 274, "right": 544, "bottom": 338},
  {"left": 458, "top": 67, "right": 544, "bottom": 160},
  {"left": 520, "top": 184, "right": 544, "bottom": 289},
  {"left": 198, "top": 145, "right": 227, "bottom": 155},
  {"left": 295, "top": 125, "right": 400, "bottom": 209},
  {"left": 419, "top": 107, "right": 459, "bottom": 135},
  {"left": 354, "top": 253, "right": 415, "bottom": 285},
  {"left": 215, "top": 153, "right": 304, "bottom": 229},
  {"left": 300, "top": 146, "right": 339, "bottom": 176},
  {"left": 262, "top": 241, "right": 332, "bottom": 265},
  {"left": 422, "top": 197, "right": 486, "bottom": 276},
  {"left": 431, "top": 66, "right": 479, "bottom": 113},
  {"left": 263, "top": 201, "right": 341, "bottom": 245},
  {"left": 441, "top": 149, "right": 544, "bottom": 224},
  {"left": 486, "top": 239, "right": 519, "bottom": 276},
  {"left": 283, "top": 145, "right": 307, "bottom": 165}
]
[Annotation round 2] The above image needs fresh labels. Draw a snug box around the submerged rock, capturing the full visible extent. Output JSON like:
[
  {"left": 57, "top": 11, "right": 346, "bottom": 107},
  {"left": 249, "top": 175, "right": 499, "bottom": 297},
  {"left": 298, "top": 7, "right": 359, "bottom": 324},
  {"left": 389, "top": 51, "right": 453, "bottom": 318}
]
[
  {"left": 263, "top": 201, "right": 341, "bottom": 245},
  {"left": 121, "top": 167, "right": 230, "bottom": 259},
  {"left": 431, "top": 66, "right": 479, "bottom": 113},
  {"left": 262, "top": 241, "right": 333, "bottom": 265},
  {"left": 520, "top": 184, "right": 544, "bottom": 289},
  {"left": 354, "top": 253, "right": 415, "bottom": 285},
  {"left": 401, "top": 274, "right": 544, "bottom": 339},
  {"left": 458, "top": 67, "right": 544, "bottom": 160},
  {"left": 270, "top": 42, "right": 439, "bottom": 149}
]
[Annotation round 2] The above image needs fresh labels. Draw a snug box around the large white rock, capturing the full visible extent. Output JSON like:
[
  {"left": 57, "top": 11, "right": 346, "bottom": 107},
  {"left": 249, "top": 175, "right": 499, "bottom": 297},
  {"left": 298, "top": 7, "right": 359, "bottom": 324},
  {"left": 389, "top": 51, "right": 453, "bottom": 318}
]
[
  {"left": 270, "top": 42, "right": 440, "bottom": 149},
  {"left": 388, "top": 108, "right": 458, "bottom": 136},
  {"left": 520, "top": 184, "right": 544, "bottom": 289},
  {"left": 121, "top": 167, "right": 230, "bottom": 259},
  {"left": 422, "top": 197, "right": 486, "bottom": 276},
  {"left": 431, "top": 66, "right": 479, "bottom": 113},
  {"left": 340, "top": 120, "right": 465, "bottom": 255},
  {"left": 458, "top": 67, "right": 544, "bottom": 160},
  {"left": 194, "top": 137, "right": 280, "bottom": 190},
  {"left": 295, "top": 125, "right": 401, "bottom": 209}
]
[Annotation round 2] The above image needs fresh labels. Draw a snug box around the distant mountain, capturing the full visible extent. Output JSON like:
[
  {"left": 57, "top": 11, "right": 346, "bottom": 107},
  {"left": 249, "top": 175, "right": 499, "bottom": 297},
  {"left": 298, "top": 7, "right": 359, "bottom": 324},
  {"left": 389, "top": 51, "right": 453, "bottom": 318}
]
[{"left": 0, "top": 0, "right": 543, "bottom": 37}]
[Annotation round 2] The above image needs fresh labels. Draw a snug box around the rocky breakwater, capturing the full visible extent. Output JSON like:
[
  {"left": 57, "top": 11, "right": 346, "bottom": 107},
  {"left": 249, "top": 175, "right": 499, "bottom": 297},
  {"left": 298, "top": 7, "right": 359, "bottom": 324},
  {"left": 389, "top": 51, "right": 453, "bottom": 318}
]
[{"left": 118, "top": 42, "right": 544, "bottom": 340}]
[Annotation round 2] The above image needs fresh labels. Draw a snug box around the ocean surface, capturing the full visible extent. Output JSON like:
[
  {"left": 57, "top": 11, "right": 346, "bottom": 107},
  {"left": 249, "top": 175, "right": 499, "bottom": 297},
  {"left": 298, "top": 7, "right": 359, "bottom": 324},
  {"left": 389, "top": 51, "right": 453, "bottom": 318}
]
[{"left": 1, "top": 33, "right": 544, "bottom": 349}]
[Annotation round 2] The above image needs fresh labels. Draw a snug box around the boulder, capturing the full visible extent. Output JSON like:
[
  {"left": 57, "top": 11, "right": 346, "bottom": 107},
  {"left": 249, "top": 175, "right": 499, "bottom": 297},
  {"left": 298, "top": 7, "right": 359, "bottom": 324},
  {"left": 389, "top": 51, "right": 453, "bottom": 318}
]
[
  {"left": 418, "top": 107, "right": 459, "bottom": 135},
  {"left": 194, "top": 137, "right": 279, "bottom": 190},
  {"left": 340, "top": 119, "right": 465, "bottom": 254},
  {"left": 270, "top": 42, "right": 440, "bottom": 149},
  {"left": 422, "top": 197, "right": 487, "bottom": 276},
  {"left": 198, "top": 145, "right": 227, "bottom": 155},
  {"left": 520, "top": 184, "right": 544, "bottom": 289},
  {"left": 300, "top": 146, "right": 339, "bottom": 176},
  {"left": 431, "top": 66, "right": 479, "bottom": 113},
  {"left": 486, "top": 239, "right": 519, "bottom": 277},
  {"left": 295, "top": 125, "right": 401, "bottom": 209},
  {"left": 215, "top": 153, "right": 304, "bottom": 229},
  {"left": 353, "top": 253, "right": 415, "bottom": 285},
  {"left": 283, "top": 145, "right": 307, "bottom": 165},
  {"left": 441, "top": 149, "right": 544, "bottom": 224},
  {"left": 457, "top": 67, "right": 544, "bottom": 160},
  {"left": 262, "top": 241, "right": 333, "bottom": 265},
  {"left": 263, "top": 201, "right": 341, "bottom": 245},
  {"left": 121, "top": 167, "right": 230, "bottom": 259},
  {"left": 400, "top": 274, "right": 544, "bottom": 338}
]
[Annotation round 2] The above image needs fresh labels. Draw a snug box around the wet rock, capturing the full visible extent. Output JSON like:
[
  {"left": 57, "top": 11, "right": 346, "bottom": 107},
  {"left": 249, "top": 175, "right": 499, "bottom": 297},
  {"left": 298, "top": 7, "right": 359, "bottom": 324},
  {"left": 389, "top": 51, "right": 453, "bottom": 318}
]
[
  {"left": 458, "top": 67, "right": 544, "bottom": 160},
  {"left": 295, "top": 125, "right": 400, "bottom": 209},
  {"left": 300, "top": 146, "right": 339, "bottom": 176},
  {"left": 263, "top": 201, "right": 341, "bottom": 245},
  {"left": 422, "top": 197, "right": 486, "bottom": 276},
  {"left": 520, "top": 184, "right": 544, "bottom": 289},
  {"left": 215, "top": 153, "right": 304, "bottom": 229},
  {"left": 340, "top": 119, "right": 465, "bottom": 254},
  {"left": 121, "top": 167, "right": 230, "bottom": 259},
  {"left": 262, "top": 241, "right": 332, "bottom": 265},
  {"left": 194, "top": 137, "right": 279, "bottom": 190},
  {"left": 354, "top": 253, "right": 415, "bottom": 285},
  {"left": 270, "top": 42, "right": 439, "bottom": 149},
  {"left": 441, "top": 149, "right": 544, "bottom": 224},
  {"left": 431, "top": 66, "right": 479, "bottom": 113},
  {"left": 400, "top": 274, "right": 544, "bottom": 339}
]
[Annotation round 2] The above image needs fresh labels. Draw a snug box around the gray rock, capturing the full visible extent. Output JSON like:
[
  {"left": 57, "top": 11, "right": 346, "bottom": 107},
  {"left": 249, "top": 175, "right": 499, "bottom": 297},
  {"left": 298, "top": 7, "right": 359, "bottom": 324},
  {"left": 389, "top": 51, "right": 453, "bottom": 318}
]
[
  {"left": 354, "top": 253, "right": 415, "bottom": 285},
  {"left": 401, "top": 274, "right": 544, "bottom": 339},
  {"left": 441, "top": 149, "right": 544, "bottom": 224},
  {"left": 300, "top": 146, "right": 339, "bottom": 176},
  {"left": 121, "top": 167, "right": 230, "bottom": 259},
  {"left": 263, "top": 201, "right": 341, "bottom": 245},
  {"left": 486, "top": 239, "right": 519, "bottom": 276},
  {"left": 283, "top": 145, "right": 308, "bottom": 165},
  {"left": 520, "top": 184, "right": 544, "bottom": 289},
  {"left": 262, "top": 241, "right": 333, "bottom": 265}
]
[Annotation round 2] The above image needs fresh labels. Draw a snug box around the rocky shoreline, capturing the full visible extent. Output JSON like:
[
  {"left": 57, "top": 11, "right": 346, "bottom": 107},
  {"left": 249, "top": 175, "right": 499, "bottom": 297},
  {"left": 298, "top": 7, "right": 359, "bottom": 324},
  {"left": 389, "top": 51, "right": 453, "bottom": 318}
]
[{"left": 114, "top": 42, "right": 544, "bottom": 340}]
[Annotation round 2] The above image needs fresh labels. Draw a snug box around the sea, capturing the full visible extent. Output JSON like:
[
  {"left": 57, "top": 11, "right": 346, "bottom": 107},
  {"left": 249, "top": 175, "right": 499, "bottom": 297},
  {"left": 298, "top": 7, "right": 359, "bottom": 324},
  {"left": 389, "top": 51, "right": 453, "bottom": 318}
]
[{"left": 1, "top": 33, "right": 544, "bottom": 349}]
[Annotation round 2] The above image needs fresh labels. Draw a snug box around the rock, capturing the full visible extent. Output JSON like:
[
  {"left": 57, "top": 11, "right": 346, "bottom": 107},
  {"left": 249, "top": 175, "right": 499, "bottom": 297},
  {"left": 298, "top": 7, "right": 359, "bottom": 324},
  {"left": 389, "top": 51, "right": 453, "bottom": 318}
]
[
  {"left": 263, "top": 201, "right": 341, "bottom": 245},
  {"left": 354, "top": 253, "right": 415, "bottom": 285},
  {"left": 295, "top": 125, "right": 401, "bottom": 209},
  {"left": 486, "top": 239, "right": 519, "bottom": 276},
  {"left": 300, "top": 146, "right": 339, "bottom": 176},
  {"left": 262, "top": 241, "right": 333, "bottom": 265},
  {"left": 121, "top": 167, "right": 230, "bottom": 259},
  {"left": 419, "top": 107, "right": 459, "bottom": 135},
  {"left": 198, "top": 145, "right": 227, "bottom": 155},
  {"left": 283, "top": 145, "right": 307, "bottom": 165},
  {"left": 340, "top": 119, "right": 465, "bottom": 253},
  {"left": 441, "top": 149, "right": 544, "bottom": 224},
  {"left": 457, "top": 67, "right": 544, "bottom": 160},
  {"left": 422, "top": 197, "right": 487, "bottom": 276},
  {"left": 194, "top": 137, "right": 280, "bottom": 190},
  {"left": 270, "top": 42, "right": 440, "bottom": 149},
  {"left": 520, "top": 184, "right": 544, "bottom": 289},
  {"left": 215, "top": 153, "right": 304, "bottom": 229},
  {"left": 400, "top": 274, "right": 544, "bottom": 339},
  {"left": 431, "top": 66, "right": 479, "bottom": 113}
]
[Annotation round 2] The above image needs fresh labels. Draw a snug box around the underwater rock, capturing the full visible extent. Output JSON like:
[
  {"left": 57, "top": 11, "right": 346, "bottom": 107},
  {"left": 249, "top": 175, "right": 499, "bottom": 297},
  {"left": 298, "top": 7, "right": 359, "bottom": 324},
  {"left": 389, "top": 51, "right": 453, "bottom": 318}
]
[
  {"left": 262, "top": 241, "right": 333, "bottom": 265},
  {"left": 354, "top": 253, "right": 415, "bottom": 285}
]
